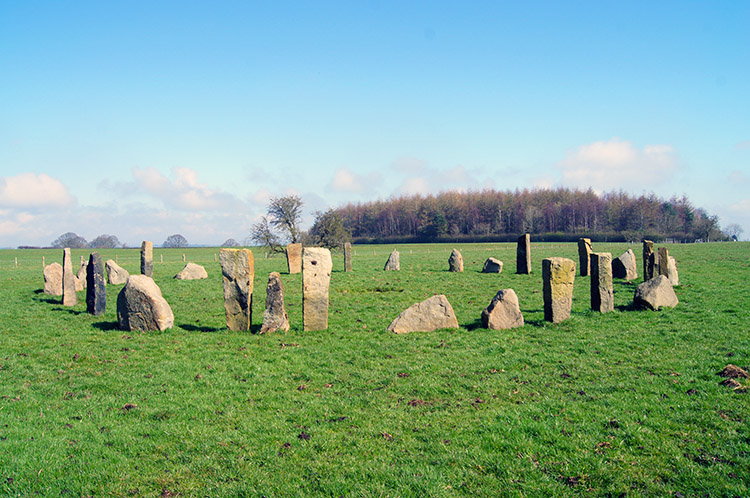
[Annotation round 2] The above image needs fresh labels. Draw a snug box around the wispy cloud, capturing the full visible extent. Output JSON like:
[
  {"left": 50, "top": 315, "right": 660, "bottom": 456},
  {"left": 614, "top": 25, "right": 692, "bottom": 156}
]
[
  {"left": 327, "top": 167, "right": 382, "bottom": 194},
  {"left": 132, "top": 167, "right": 244, "bottom": 212}
]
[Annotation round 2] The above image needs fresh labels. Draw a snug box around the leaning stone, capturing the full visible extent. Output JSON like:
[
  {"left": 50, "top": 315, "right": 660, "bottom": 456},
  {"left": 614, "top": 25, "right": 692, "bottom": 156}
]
[
  {"left": 62, "top": 248, "right": 77, "bottom": 306},
  {"left": 481, "top": 289, "right": 524, "bottom": 330},
  {"left": 286, "top": 243, "right": 302, "bottom": 274},
  {"left": 141, "top": 241, "right": 153, "bottom": 277},
  {"left": 516, "top": 234, "right": 531, "bottom": 274},
  {"left": 667, "top": 256, "right": 679, "bottom": 286},
  {"left": 344, "top": 242, "right": 352, "bottom": 272},
  {"left": 633, "top": 275, "right": 678, "bottom": 310},
  {"left": 106, "top": 259, "right": 130, "bottom": 285},
  {"left": 542, "top": 257, "right": 576, "bottom": 323},
  {"left": 303, "top": 247, "right": 333, "bottom": 331},
  {"left": 174, "top": 262, "right": 208, "bottom": 280},
  {"left": 219, "top": 249, "right": 254, "bottom": 331},
  {"left": 43, "top": 262, "right": 63, "bottom": 296},
  {"left": 387, "top": 295, "right": 459, "bottom": 334},
  {"left": 643, "top": 240, "right": 654, "bottom": 281},
  {"left": 590, "top": 253, "right": 614, "bottom": 313},
  {"left": 117, "top": 275, "right": 174, "bottom": 331},
  {"left": 384, "top": 249, "right": 400, "bottom": 271},
  {"left": 578, "top": 238, "right": 593, "bottom": 277},
  {"left": 482, "top": 258, "right": 504, "bottom": 273},
  {"left": 718, "top": 364, "right": 748, "bottom": 379},
  {"left": 75, "top": 262, "right": 87, "bottom": 291},
  {"left": 448, "top": 249, "right": 464, "bottom": 272},
  {"left": 86, "top": 252, "right": 106, "bottom": 316},
  {"left": 612, "top": 249, "right": 637, "bottom": 280},
  {"left": 260, "top": 272, "right": 290, "bottom": 334}
]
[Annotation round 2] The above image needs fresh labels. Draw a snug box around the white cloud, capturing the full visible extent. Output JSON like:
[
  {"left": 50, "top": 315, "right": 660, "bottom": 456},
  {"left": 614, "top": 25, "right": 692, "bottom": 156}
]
[
  {"left": 557, "top": 138, "right": 679, "bottom": 191},
  {"left": 396, "top": 176, "right": 431, "bottom": 196},
  {"left": 132, "top": 167, "right": 243, "bottom": 211},
  {"left": 0, "top": 173, "right": 75, "bottom": 209},
  {"left": 729, "top": 199, "right": 750, "bottom": 213},
  {"left": 327, "top": 167, "right": 382, "bottom": 194}
]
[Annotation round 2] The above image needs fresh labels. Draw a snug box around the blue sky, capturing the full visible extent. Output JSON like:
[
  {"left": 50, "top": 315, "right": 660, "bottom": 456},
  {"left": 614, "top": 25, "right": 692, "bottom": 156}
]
[{"left": 1, "top": 1, "right": 749, "bottom": 246}]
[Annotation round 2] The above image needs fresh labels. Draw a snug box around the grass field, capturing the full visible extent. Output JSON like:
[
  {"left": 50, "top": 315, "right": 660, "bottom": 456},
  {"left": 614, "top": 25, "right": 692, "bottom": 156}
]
[{"left": 1, "top": 242, "right": 748, "bottom": 497}]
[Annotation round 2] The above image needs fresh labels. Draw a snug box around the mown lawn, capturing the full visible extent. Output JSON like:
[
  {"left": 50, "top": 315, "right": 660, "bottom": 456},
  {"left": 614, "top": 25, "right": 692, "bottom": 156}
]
[{"left": 1, "top": 242, "right": 748, "bottom": 497}]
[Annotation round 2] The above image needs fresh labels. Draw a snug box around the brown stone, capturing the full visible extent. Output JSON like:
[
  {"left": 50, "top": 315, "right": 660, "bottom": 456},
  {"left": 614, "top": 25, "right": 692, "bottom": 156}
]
[
  {"left": 174, "top": 262, "right": 208, "bottom": 280},
  {"left": 302, "top": 247, "right": 332, "bottom": 331},
  {"left": 106, "top": 259, "right": 130, "bottom": 285},
  {"left": 43, "top": 262, "right": 63, "bottom": 296},
  {"left": 481, "top": 289, "right": 524, "bottom": 330},
  {"left": 612, "top": 249, "right": 637, "bottom": 280},
  {"left": 633, "top": 275, "right": 678, "bottom": 310},
  {"left": 387, "top": 295, "right": 459, "bottom": 334},
  {"left": 590, "top": 253, "right": 614, "bottom": 313},
  {"left": 286, "top": 243, "right": 302, "bottom": 274},
  {"left": 62, "top": 248, "right": 77, "bottom": 306},
  {"left": 516, "top": 234, "right": 531, "bottom": 274},
  {"left": 656, "top": 247, "right": 670, "bottom": 278},
  {"left": 643, "top": 240, "right": 654, "bottom": 281},
  {"left": 260, "top": 272, "right": 290, "bottom": 334},
  {"left": 141, "top": 240, "right": 153, "bottom": 277},
  {"left": 542, "top": 257, "right": 576, "bottom": 323},
  {"left": 117, "top": 275, "right": 174, "bottom": 331},
  {"left": 344, "top": 242, "right": 352, "bottom": 272},
  {"left": 448, "top": 249, "right": 464, "bottom": 272},
  {"left": 578, "top": 238, "right": 593, "bottom": 277},
  {"left": 75, "top": 262, "right": 87, "bottom": 291},
  {"left": 384, "top": 249, "right": 399, "bottom": 271},
  {"left": 219, "top": 249, "right": 254, "bottom": 331}
]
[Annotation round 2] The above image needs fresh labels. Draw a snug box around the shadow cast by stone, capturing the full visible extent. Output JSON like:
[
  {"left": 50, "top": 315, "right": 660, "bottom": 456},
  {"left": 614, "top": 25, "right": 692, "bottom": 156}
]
[
  {"left": 92, "top": 321, "right": 119, "bottom": 331},
  {"left": 180, "top": 323, "right": 223, "bottom": 333}
]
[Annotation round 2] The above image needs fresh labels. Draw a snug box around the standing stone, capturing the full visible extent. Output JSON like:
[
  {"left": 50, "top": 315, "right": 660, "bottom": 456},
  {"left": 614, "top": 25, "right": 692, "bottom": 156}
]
[
  {"left": 141, "top": 241, "right": 153, "bottom": 277},
  {"left": 174, "top": 262, "right": 208, "bottom": 280},
  {"left": 106, "top": 259, "right": 130, "bottom": 285},
  {"left": 286, "top": 243, "right": 302, "bottom": 274},
  {"left": 448, "top": 249, "right": 464, "bottom": 272},
  {"left": 481, "top": 289, "right": 524, "bottom": 330},
  {"left": 302, "top": 247, "right": 333, "bottom": 331},
  {"left": 482, "top": 258, "right": 504, "bottom": 273},
  {"left": 344, "top": 242, "right": 353, "bottom": 272},
  {"left": 667, "top": 256, "right": 679, "bottom": 286},
  {"left": 260, "top": 272, "right": 290, "bottom": 334},
  {"left": 656, "top": 247, "right": 670, "bottom": 278},
  {"left": 75, "top": 262, "right": 87, "bottom": 291},
  {"left": 612, "top": 249, "right": 637, "bottom": 280},
  {"left": 384, "top": 249, "right": 400, "bottom": 271},
  {"left": 86, "top": 252, "right": 106, "bottom": 315},
  {"left": 516, "top": 234, "right": 531, "bottom": 274},
  {"left": 219, "top": 249, "right": 254, "bottom": 331},
  {"left": 633, "top": 275, "right": 678, "bottom": 310},
  {"left": 387, "top": 295, "right": 459, "bottom": 334},
  {"left": 542, "top": 257, "right": 576, "bottom": 323},
  {"left": 62, "top": 248, "right": 77, "bottom": 306},
  {"left": 117, "top": 275, "right": 174, "bottom": 331},
  {"left": 43, "top": 262, "right": 63, "bottom": 296},
  {"left": 590, "top": 253, "right": 614, "bottom": 313},
  {"left": 643, "top": 240, "right": 654, "bottom": 281},
  {"left": 577, "top": 238, "right": 593, "bottom": 277}
]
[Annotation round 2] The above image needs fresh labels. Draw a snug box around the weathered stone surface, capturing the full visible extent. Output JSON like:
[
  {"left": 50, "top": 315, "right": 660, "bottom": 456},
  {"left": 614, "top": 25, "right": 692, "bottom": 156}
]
[
  {"left": 668, "top": 256, "right": 679, "bottom": 286},
  {"left": 516, "top": 234, "right": 531, "bottom": 274},
  {"left": 578, "top": 238, "right": 593, "bottom": 277},
  {"left": 286, "top": 243, "right": 302, "bottom": 274},
  {"left": 482, "top": 258, "right": 504, "bottom": 273},
  {"left": 174, "top": 262, "right": 208, "bottom": 280},
  {"left": 656, "top": 247, "right": 670, "bottom": 278},
  {"left": 117, "top": 275, "right": 174, "bottom": 331},
  {"left": 384, "top": 250, "right": 400, "bottom": 271},
  {"left": 303, "top": 247, "right": 333, "bottom": 331},
  {"left": 633, "top": 275, "right": 678, "bottom": 310},
  {"left": 219, "top": 249, "right": 254, "bottom": 331},
  {"left": 643, "top": 240, "right": 654, "bottom": 281},
  {"left": 75, "top": 262, "right": 87, "bottom": 291},
  {"left": 590, "top": 253, "right": 614, "bottom": 313},
  {"left": 260, "top": 272, "right": 290, "bottom": 334},
  {"left": 387, "top": 295, "right": 459, "bottom": 334},
  {"left": 43, "top": 262, "right": 63, "bottom": 296},
  {"left": 448, "top": 249, "right": 464, "bottom": 272},
  {"left": 344, "top": 242, "right": 352, "bottom": 272},
  {"left": 481, "top": 289, "right": 524, "bottom": 330},
  {"left": 86, "top": 252, "right": 106, "bottom": 316},
  {"left": 141, "top": 240, "right": 153, "bottom": 277},
  {"left": 612, "top": 249, "right": 637, "bottom": 280},
  {"left": 542, "top": 257, "right": 576, "bottom": 323},
  {"left": 62, "top": 248, "right": 77, "bottom": 306},
  {"left": 106, "top": 259, "right": 130, "bottom": 285}
]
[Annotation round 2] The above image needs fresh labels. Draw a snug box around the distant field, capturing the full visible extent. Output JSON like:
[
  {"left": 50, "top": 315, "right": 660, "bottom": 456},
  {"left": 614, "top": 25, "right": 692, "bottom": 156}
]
[{"left": 1, "top": 242, "right": 748, "bottom": 497}]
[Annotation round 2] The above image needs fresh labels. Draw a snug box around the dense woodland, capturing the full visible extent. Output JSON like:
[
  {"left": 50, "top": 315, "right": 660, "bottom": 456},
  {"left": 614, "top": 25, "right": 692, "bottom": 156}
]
[{"left": 335, "top": 188, "right": 727, "bottom": 243}]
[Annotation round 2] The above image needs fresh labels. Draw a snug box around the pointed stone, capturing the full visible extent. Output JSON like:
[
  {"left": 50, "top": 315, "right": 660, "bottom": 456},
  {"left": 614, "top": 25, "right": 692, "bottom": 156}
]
[
  {"left": 141, "top": 241, "right": 153, "bottom": 277},
  {"left": 86, "top": 252, "right": 106, "bottom": 316},
  {"left": 590, "top": 252, "right": 614, "bottom": 313},
  {"left": 577, "top": 238, "right": 592, "bottom": 277},
  {"left": 62, "top": 248, "right": 77, "bottom": 306},
  {"left": 482, "top": 257, "right": 504, "bottom": 273},
  {"left": 286, "top": 243, "right": 302, "bottom": 274},
  {"left": 612, "top": 249, "right": 637, "bottom": 280},
  {"left": 344, "top": 242, "right": 353, "bottom": 272},
  {"left": 481, "top": 289, "right": 524, "bottom": 330},
  {"left": 106, "top": 259, "right": 130, "bottom": 285},
  {"left": 516, "top": 234, "right": 531, "bottom": 274},
  {"left": 448, "top": 249, "right": 464, "bottom": 272},
  {"left": 260, "top": 272, "right": 290, "bottom": 334},
  {"left": 75, "top": 262, "right": 87, "bottom": 291},
  {"left": 384, "top": 249, "right": 400, "bottom": 271},
  {"left": 387, "top": 295, "right": 459, "bottom": 334},
  {"left": 634, "top": 275, "right": 678, "bottom": 310},
  {"left": 542, "top": 257, "right": 576, "bottom": 323},
  {"left": 117, "top": 275, "right": 173, "bottom": 331},
  {"left": 43, "top": 262, "right": 63, "bottom": 296},
  {"left": 303, "top": 247, "right": 333, "bottom": 331},
  {"left": 219, "top": 249, "right": 254, "bottom": 331}
]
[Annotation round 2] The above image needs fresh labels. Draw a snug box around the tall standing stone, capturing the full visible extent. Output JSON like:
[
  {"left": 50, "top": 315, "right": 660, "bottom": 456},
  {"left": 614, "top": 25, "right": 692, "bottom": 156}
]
[
  {"left": 578, "top": 238, "right": 593, "bottom": 277},
  {"left": 656, "top": 247, "right": 670, "bottom": 278},
  {"left": 516, "top": 234, "right": 531, "bottom": 274},
  {"left": 62, "top": 248, "right": 77, "bottom": 306},
  {"left": 260, "top": 272, "right": 290, "bottom": 334},
  {"left": 612, "top": 249, "right": 637, "bottom": 280},
  {"left": 75, "top": 262, "right": 87, "bottom": 291},
  {"left": 590, "top": 252, "right": 614, "bottom": 313},
  {"left": 542, "top": 257, "right": 576, "bottom": 323},
  {"left": 86, "top": 252, "right": 106, "bottom": 315},
  {"left": 43, "top": 262, "right": 63, "bottom": 295},
  {"left": 448, "top": 249, "right": 464, "bottom": 272},
  {"left": 286, "top": 243, "right": 302, "bottom": 274},
  {"left": 141, "top": 241, "right": 153, "bottom": 277},
  {"left": 384, "top": 250, "right": 400, "bottom": 271},
  {"left": 303, "top": 247, "right": 333, "bottom": 331},
  {"left": 667, "top": 256, "right": 679, "bottom": 286},
  {"left": 219, "top": 249, "right": 254, "bottom": 331},
  {"left": 643, "top": 240, "right": 654, "bottom": 281},
  {"left": 344, "top": 242, "right": 352, "bottom": 272}
]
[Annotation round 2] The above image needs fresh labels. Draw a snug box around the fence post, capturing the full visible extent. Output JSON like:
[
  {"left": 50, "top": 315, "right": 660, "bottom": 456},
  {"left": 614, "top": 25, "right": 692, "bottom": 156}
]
[
  {"left": 15, "top": 257, "right": 18, "bottom": 267},
  {"left": 42, "top": 256, "right": 45, "bottom": 267},
  {"left": 160, "top": 254, "right": 163, "bottom": 263},
  {"left": 182, "top": 254, "right": 185, "bottom": 262}
]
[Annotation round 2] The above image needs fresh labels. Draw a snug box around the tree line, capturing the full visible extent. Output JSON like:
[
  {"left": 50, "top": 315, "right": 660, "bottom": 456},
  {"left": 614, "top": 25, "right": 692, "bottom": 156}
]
[{"left": 334, "top": 188, "right": 733, "bottom": 243}]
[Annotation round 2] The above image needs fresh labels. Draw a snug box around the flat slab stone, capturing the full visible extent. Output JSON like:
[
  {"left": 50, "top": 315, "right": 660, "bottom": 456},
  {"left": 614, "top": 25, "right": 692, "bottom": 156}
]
[
  {"left": 612, "top": 249, "right": 637, "bottom": 280},
  {"left": 174, "top": 262, "right": 208, "bottom": 280},
  {"left": 481, "top": 289, "right": 524, "bottom": 330},
  {"left": 220, "top": 249, "right": 254, "bottom": 331},
  {"left": 286, "top": 243, "right": 302, "bottom": 274},
  {"left": 590, "top": 252, "right": 614, "bottom": 313},
  {"left": 482, "top": 257, "right": 504, "bottom": 273},
  {"left": 303, "top": 247, "right": 333, "bottom": 331},
  {"left": 387, "top": 295, "right": 459, "bottom": 334},
  {"left": 448, "top": 249, "right": 464, "bottom": 272},
  {"left": 634, "top": 275, "right": 678, "bottom": 310},
  {"left": 86, "top": 252, "right": 106, "bottom": 315},
  {"left": 542, "top": 257, "right": 576, "bottom": 323},
  {"left": 43, "top": 262, "right": 63, "bottom": 296},
  {"left": 260, "top": 272, "right": 290, "bottom": 334},
  {"left": 106, "top": 259, "right": 130, "bottom": 285},
  {"left": 384, "top": 250, "right": 400, "bottom": 271},
  {"left": 117, "top": 275, "right": 174, "bottom": 331},
  {"left": 62, "top": 248, "right": 77, "bottom": 306}
]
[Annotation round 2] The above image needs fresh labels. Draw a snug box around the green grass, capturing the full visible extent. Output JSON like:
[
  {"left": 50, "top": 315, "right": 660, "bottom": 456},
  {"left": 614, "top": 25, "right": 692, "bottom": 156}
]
[{"left": 1, "top": 242, "right": 749, "bottom": 497}]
